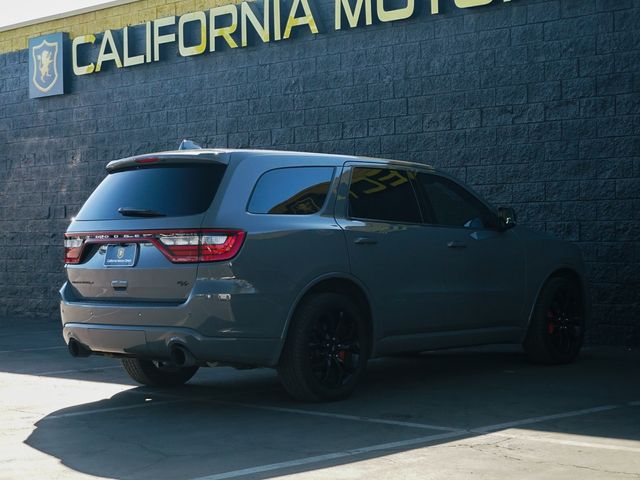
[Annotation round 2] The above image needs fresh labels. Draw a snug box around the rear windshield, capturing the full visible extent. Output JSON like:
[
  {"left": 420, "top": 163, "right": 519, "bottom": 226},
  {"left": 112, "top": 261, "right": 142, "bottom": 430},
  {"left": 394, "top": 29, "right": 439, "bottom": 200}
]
[{"left": 75, "top": 164, "right": 226, "bottom": 220}]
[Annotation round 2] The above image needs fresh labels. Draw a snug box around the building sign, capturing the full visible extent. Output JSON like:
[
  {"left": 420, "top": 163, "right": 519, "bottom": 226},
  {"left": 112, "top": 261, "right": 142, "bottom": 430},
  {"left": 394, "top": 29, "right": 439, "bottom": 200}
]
[
  {"left": 28, "top": 32, "right": 67, "bottom": 98},
  {"left": 30, "top": 0, "right": 511, "bottom": 97}
]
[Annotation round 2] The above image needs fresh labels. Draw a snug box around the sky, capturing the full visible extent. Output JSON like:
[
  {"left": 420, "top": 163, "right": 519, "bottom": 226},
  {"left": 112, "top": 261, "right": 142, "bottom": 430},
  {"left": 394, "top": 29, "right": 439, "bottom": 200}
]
[{"left": 0, "top": 0, "right": 123, "bottom": 30}]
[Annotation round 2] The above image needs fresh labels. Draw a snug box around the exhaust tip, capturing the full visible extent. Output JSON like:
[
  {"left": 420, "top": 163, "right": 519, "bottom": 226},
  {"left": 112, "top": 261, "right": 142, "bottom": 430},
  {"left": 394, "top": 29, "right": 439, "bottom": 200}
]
[
  {"left": 170, "top": 344, "right": 196, "bottom": 367},
  {"left": 68, "top": 338, "right": 91, "bottom": 358}
]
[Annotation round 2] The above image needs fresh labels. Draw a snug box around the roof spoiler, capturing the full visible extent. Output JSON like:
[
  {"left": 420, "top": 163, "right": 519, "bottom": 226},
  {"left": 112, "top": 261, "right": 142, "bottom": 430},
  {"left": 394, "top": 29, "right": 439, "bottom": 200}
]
[{"left": 106, "top": 151, "right": 230, "bottom": 172}]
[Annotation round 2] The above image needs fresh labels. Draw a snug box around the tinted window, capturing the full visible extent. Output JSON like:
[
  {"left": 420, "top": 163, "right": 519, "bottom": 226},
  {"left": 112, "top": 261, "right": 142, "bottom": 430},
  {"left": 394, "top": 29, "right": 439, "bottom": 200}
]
[
  {"left": 417, "top": 173, "right": 497, "bottom": 229},
  {"left": 75, "top": 164, "right": 226, "bottom": 220},
  {"left": 248, "top": 167, "right": 334, "bottom": 215},
  {"left": 348, "top": 168, "right": 422, "bottom": 223}
]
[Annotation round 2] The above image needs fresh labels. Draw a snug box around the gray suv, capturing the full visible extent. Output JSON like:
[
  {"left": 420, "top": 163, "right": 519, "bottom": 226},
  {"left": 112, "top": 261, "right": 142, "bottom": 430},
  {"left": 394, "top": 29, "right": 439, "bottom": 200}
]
[{"left": 61, "top": 147, "right": 588, "bottom": 401}]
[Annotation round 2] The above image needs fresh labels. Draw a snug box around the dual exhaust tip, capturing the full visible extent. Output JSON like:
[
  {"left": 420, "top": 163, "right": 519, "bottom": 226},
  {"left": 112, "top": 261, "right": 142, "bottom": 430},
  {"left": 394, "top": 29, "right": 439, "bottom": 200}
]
[
  {"left": 68, "top": 338, "right": 92, "bottom": 358},
  {"left": 67, "top": 338, "right": 197, "bottom": 367},
  {"left": 169, "top": 344, "right": 197, "bottom": 367}
]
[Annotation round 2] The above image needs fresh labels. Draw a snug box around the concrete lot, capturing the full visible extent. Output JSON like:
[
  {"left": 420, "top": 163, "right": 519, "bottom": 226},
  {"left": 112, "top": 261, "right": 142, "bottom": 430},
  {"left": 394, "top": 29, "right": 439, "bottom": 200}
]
[{"left": 1, "top": 317, "right": 639, "bottom": 480}]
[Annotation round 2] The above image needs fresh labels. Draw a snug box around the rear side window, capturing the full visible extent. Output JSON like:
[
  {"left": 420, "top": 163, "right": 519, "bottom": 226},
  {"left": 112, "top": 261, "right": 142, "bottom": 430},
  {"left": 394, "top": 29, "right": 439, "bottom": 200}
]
[
  {"left": 75, "top": 164, "right": 226, "bottom": 220},
  {"left": 248, "top": 167, "right": 334, "bottom": 215},
  {"left": 348, "top": 167, "right": 422, "bottom": 224}
]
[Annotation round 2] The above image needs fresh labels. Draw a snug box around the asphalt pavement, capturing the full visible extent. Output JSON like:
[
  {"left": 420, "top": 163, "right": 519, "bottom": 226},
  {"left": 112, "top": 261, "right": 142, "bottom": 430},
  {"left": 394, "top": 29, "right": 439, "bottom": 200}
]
[{"left": 1, "top": 317, "right": 639, "bottom": 479}]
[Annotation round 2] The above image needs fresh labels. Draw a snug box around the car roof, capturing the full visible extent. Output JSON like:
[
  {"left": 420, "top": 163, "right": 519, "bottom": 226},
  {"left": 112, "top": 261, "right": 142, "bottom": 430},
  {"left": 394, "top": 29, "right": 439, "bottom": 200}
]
[{"left": 106, "top": 148, "right": 436, "bottom": 172}]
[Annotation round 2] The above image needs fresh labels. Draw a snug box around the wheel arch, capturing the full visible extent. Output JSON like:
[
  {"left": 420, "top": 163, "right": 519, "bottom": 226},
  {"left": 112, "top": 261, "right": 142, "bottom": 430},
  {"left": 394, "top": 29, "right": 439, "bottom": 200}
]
[
  {"left": 275, "top": 273, "right": 375, "bottom": 364},
  {"left": 522, "top": 266, "right": 589, "bottom": 342}
]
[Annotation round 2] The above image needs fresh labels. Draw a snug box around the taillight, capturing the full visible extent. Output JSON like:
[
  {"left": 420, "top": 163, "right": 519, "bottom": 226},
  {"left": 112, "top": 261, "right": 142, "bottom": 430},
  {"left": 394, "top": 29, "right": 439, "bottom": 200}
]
[
  {"left": 64, "top": 237, "right": 84, "bottom": 264},
  {"left": 157, "top": 231, "right": 245, "bottom": 263},
  {"left": 200, "top": 232, "right": 245, "bottom": 262},
  {"left": 64, "top": 230, "right": 245, "bottom": 265}
]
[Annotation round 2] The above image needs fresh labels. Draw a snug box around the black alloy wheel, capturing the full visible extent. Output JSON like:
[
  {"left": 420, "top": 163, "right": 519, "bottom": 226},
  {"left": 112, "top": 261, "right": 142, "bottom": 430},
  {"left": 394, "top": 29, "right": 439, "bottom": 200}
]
[
  {"left": 545, "top": 283, "right": 583, "bottom": 356},
  {"left": 308, "top": 307, "right": 362, "bottom": 389},
  {"left": 278, "top": 292, "right": 369, "bottom": 402},
  {"left": 524, "top": 276, "right": 585, "bottom": 364}
]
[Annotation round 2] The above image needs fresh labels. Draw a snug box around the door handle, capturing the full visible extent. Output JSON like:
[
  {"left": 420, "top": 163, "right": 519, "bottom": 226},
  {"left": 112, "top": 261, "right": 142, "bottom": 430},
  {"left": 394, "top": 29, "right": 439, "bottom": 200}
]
[
  {"left": 447, "top": 240, "right": 467, "bottom": 248},
  {"left": 354, "top": 237, "right": 377, "bottom": 245}
]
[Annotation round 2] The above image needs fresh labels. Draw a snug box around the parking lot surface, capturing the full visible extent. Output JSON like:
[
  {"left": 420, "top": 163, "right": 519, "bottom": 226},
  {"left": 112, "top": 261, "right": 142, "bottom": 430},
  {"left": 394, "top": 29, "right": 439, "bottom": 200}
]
[{"left": 1, "top": 317, "right": 639, "bottom": 480}]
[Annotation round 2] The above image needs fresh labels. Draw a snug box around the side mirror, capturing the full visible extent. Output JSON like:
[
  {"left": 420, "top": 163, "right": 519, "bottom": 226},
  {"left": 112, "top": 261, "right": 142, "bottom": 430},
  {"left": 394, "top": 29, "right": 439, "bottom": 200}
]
[{"left": 498, "top": 206, "right": 517, "bottom": 230}]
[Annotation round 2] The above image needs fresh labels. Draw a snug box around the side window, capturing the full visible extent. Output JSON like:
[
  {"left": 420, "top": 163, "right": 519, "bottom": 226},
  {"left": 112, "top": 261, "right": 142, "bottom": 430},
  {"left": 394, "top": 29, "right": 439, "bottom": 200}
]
[
  {"left": 417, "top": 173, "right": 498, "bottom": 229},
  {"left": 248, "top": 167, "right": 334, "bottom": 215},
  {"left": 348, "top": 167, "right": 422, "bottom": 223}
]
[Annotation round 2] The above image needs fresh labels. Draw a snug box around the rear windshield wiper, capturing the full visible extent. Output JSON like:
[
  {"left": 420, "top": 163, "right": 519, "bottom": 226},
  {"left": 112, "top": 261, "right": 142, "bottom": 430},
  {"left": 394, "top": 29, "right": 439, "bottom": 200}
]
[{"left": 118, "top": 207, "right": 166, "bottom": 217}]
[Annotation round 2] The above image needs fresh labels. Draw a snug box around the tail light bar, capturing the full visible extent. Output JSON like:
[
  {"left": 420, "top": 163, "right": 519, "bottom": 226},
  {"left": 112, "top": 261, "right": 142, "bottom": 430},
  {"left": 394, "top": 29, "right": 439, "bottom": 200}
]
[
  {"left": 64, "top": 237, "right": 84, "bottom": 264},
  {"left": 64, "top": 229, "right": 245, "bottom": 265}
]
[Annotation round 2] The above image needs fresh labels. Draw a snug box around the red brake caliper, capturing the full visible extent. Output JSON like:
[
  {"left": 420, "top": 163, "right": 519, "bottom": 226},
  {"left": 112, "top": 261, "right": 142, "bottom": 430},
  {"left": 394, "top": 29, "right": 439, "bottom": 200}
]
[{"left": 547, "top": 310, "right": 555, "bottom": 334}]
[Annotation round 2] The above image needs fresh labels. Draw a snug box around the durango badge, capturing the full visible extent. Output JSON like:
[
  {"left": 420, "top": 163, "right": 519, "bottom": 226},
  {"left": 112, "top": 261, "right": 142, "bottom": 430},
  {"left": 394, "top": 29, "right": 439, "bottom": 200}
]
[{"left": 29, "top": 33, "right": 67, "bottom": 98}]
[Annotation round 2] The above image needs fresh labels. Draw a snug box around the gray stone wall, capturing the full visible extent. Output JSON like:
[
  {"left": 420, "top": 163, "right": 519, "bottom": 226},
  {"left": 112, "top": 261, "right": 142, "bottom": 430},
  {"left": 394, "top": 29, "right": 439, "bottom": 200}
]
[{"left": 0, "top": 0, "right": 638, "bottom": 344}]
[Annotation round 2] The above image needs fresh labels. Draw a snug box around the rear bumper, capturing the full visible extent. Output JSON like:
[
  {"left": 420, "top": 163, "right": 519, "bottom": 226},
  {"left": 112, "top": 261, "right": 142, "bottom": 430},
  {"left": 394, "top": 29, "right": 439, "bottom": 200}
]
[
  {"left": 62, "top": 323, "right": 280, "bottom": 366},
  {"left": 60, "top": 281, "right": 282, "bottom": 366}
]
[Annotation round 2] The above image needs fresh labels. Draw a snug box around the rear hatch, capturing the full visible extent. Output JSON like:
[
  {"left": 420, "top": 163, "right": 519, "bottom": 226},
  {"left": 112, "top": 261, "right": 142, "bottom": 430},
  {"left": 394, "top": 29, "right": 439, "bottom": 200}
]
[{"left": 64, "top": 154, "right": 238, "bottom": 303}]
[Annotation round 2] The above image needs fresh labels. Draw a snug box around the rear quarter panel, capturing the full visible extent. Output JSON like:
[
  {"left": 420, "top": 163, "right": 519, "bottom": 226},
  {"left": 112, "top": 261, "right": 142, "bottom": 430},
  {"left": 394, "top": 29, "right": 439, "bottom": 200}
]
[
  {"left": 197, "top": 152, "right": 350, "bottom": 340},
  {"left": 518, "top": 227, "right": 590, "bottom": 337}
]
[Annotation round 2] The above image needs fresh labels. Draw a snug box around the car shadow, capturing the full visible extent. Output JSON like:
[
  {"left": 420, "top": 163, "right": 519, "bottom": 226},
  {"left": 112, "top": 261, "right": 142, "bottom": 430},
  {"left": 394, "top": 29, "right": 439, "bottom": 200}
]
[{"left": 23, "top": 347, "right": 640, "bottom": 480}]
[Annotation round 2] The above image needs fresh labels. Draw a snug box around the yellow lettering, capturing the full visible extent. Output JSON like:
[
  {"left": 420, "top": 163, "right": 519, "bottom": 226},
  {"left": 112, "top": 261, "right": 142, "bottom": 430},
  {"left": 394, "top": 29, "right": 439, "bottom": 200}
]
[
  {"left": 274, "top": 0, "right": 282, "bottom": 40},
  {"left": 72, "top": 34, "right": 96, "bottom": 76},
  {"left": 454, "top": 0, "right": 492, "bottom": 7},
  {"left": 179, "top": 11, "right": 207, "bottom": 56},
  {"left": 95, "top": 30, "right": 122, "bottom": 72},
  {"left": 241, "top": 1, "right": 270, "bottom": 47},
  {"left": 376, "top": 0, "right": 415, "bottom": 22},
  {"left": 145, "top": 21, "right": 152, "bottom": 63},
  {"left": 123, "top": 27, "right": 144, "bottom": 67},
  {"left": 335, "top": 0, "right": 372, "bottom": 30},
  {"left": 154, "top": 16, "right": 176, "bottom": 61},
  {"left": 210, "top": 5, "right": 239, "bottom": 51},
  {"left": 284, "top": 0, "right": 319, "bottom": 39}
]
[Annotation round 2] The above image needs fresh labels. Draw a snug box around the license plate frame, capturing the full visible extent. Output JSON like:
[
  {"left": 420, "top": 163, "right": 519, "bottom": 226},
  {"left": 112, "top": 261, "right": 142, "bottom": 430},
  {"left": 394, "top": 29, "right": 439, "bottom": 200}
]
[{"left": 104, "top": 244, "right": 138, "bottom": 267}]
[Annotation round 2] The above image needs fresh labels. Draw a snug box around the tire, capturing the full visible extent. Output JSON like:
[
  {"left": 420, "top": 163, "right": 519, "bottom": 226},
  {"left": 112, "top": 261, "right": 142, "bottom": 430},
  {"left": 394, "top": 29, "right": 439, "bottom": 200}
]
[
  {"left": 121, "top": 358, "right": 198, "bottom": 387},
  {"left": 523, "top": 276, "right": 585, "bottom": 365},
  {"left": 278, "top": 292, "right": 370, "bottom": 402}
]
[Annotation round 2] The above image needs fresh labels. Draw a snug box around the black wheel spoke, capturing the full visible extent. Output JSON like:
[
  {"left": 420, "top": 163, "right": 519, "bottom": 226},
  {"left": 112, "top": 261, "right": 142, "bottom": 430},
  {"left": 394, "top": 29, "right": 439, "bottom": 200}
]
[
  {"left": 321, "top": 357, "right": 332, "bottom": 382},
  {"left": 329, "top": 357, "right": 345, "bottom": 386},
  {"left": 307, "top": 306, "right": 361, "bottom": 389},
  {"left": 327, "top": 310, "right": 341, "bottom": 336},
  {"left": 340, "top": 355, "right": 358, "bottom": 374},
  {"left": 336, "top": 340, "right": 360, "bottom": 353},
  {"left": 546, "top": 283, "right": 583, "bottom": 355}
]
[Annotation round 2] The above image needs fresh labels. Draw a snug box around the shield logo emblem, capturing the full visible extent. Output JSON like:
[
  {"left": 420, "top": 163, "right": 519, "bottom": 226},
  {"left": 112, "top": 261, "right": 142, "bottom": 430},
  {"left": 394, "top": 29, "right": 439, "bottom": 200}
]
[
  {"left": 117, "top": 247, "right": 126, "bottom": 259},
  {"left": 31, "top": 39, "right": 59, "bottom": 93}
]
